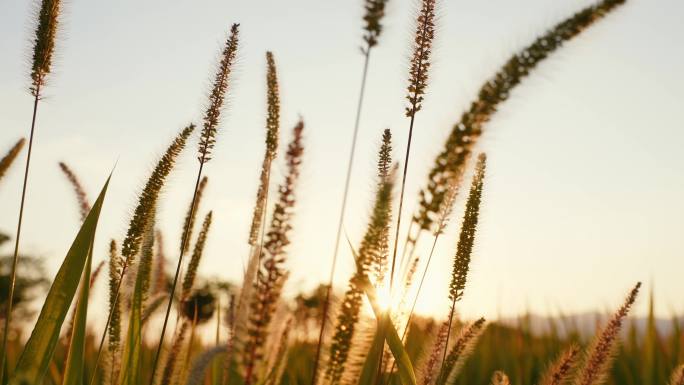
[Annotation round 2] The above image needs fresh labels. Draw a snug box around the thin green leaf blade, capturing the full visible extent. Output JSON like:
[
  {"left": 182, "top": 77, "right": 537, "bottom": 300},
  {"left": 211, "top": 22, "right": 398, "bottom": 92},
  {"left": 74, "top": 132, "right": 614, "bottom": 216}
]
[
  {"left": 61, "top": 247, "right": 93, "bottom": 385},
  {"left": 10, "top": 174, "right": 111, "bottom": 385},
  {"left": 358, "top": 321, "right": 385, "bottom": 385}
]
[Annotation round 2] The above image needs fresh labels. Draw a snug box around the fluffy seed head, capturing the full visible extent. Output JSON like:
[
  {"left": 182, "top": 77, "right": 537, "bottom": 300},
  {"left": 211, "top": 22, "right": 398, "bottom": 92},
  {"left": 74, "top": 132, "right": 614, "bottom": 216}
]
[
  {"left": 30, "top": 0, "right": 61, "bottom": 94},
  {"left": 539, "top": 345, "right": 581, "bottom": 385},
  {"left": 362, "top": 0, "right": 389, "bottom": 49},
  {"left": 448, "top": 154, "right": 486, "bottom": 304},
  {"left": 265, "top": 51, "right": 280, "bottom": 160},
  {"left": 406, "top": 0, "right": 436, "bottom": 117},
  {"left": 107, "top": 240, "right": 122, "bottom": 354},
  {"left": 121, "top": 124, "right": 194, "bottom": 265},
  {"left": 414, "top": 0, "right": 628, "bottom": 233},
  {"left": 58, "top": 162, "right": 91, "bottom": 222},
  {"left": 198, "top": 24, "right": 240, "bottom": 163},
  {"left": 182, "top": 211, "right": 213, "bottom": 298},
  {"left": 437, "top": 318, "right": 487, "bottom": 385},
  {"left": 0, "top": 138, "right": 25, "bottom": 184},
  {"left": 574, "top": 282, "right": 641, "bottom": 385},
  {"left": 181, "top": 176, "right": 208, "bottom": 255}
]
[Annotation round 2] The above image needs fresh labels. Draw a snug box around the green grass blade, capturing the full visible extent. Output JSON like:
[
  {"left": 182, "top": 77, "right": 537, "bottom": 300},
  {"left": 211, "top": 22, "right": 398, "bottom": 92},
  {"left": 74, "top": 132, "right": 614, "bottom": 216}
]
[
  {"left": 10, "top": 174, "right": 111, "bottom": 385},
  {"left": 61, "top": 247, "right": 93, "bottom": 385}
]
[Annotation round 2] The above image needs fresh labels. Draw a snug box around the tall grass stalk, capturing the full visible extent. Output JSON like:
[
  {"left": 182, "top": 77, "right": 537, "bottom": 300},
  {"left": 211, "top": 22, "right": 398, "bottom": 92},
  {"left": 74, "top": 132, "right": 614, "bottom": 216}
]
[
  {"left": 150, "top": 23, "right": 239, "bottom": 383},
  {"left": 0, "top": 138, "right": 25, "bottom": 184},
  {"left": 0, "top": 0, "right": 62, "bottom": 378},
  {"left": 312, "top": 1, "right": 388, "bottom": 383},
  {"left": 59, "top": 162, "right": 91, "bottom": 222},
  {"left": 88, "top": 124, "right": 195, "bottom": 385}
]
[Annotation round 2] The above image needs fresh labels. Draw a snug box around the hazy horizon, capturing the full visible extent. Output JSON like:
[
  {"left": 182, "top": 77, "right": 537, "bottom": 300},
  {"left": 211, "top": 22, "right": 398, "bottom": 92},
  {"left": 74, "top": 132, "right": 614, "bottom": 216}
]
[{"left": 1, "top": 0, "right": 683, "bottom": 322}]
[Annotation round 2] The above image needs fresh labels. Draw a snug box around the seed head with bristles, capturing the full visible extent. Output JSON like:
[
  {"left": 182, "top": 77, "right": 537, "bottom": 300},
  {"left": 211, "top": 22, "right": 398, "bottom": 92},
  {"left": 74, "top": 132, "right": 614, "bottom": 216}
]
[
  {"left": 325, "top": 130, "right": 394, "bottom": 385},
  {"left": 121, "top": 124, "right": 194, "bottom": 266},
  {"left": 0, "top": 138, "right": 25, "bottom": 184},
  {"left": 30, "top": 0, "right": 61, "bottom": 95},
  {"left": 539, "top": 345, "right": 581, "bottom": 385},
  {"left": 107, "top": 240, "right": 122, "bottom": 380},
  {"left": 198, "top": 24, "right": 240, "bottom": 164},
  {"left": 669, "top": 364, "right": 684, "bottom": 385},
  {"left": 574, "top": 282, "right": 641, "bottom": 385},
  {"left": 437, "top": 318, "right": 487, "bottom": 385},
  {"left": 182, "top": 211, "right": 213, "bottom": 299},
  {"left": 406, "top": 0, "right": 436, "bottom": 118},
  {"left": 417, "top": 321, "right": 448, "bottom": 385},
  {"left": 58, "top": 162, "right": 91, "bottom": 222},
  {"left": 414, "top": 0, "right": 628, "bottom": 233},
  {"left": 362, "top": 0, "right": 389, "bottom": 50},
  {"left": 248, "top": 52, "right": 281, "bottom": 246},
  {"left": 243, "top": 121, "right": 304, "bottom": 385},
  {"left": 153, "top": 231, "right": 167, "bottom": 295},
  {"left": 448, "top": 154, "right": 485, "bottom": 304},
  {"left": 181, "top": 176, "right": 208, "bottom": 255}
]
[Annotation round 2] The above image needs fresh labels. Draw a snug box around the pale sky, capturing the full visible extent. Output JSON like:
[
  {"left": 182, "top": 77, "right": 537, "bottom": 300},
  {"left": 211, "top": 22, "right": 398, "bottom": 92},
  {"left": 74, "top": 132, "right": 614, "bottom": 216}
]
[{"left": 0, "top": 0, "right": 682, "bottom": 321}]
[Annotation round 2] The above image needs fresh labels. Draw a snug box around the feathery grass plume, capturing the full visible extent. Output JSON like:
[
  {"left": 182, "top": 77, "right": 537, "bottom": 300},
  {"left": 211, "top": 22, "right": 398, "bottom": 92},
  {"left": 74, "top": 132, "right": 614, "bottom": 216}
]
[
  {"left": 141, "top": 293, "right": 168, "bottom": 325},
  {"left": 198, "top": 23, "right": 240, "bottom": 164},
  {"left": 669, "top": 364, "right": 684, "bottom": 385},
  {"left": 412, "top": 0, "right": 628, "bottom": 237},
  {"left": 538, "top": 345, "right": 581, "bottom": 385},
  {"left": 181, "top": 177, "right": 208, "bottom": 255},
  {"left": 574, "top": 282, "right": 641, "bottom": 385},
  {"left": 122, "top": 124, "right": 195, "bottom": 266},
  {"left": 0, "top": 0, "right": 64, "bottom": 374},
  {"left": 152, "top": 24, "right": 240, "bottom": 381},
  {"left": 263, "top": 318, "right": 292, "bottom": 385},
  {"left": 59, "top": 162, "right": 91, "bottom": 222},
  {"left": 0, "top": 138, "right": 25, "bottom": 184},
  {"left": 88, "top": 125, "right": 194, "bottom": 384},
  {"left": 243, "top": 121, "right": 304, "bottom": 385},
  {"left": 30, "top": 0, "right": 61, "bottom": 94},
  {"left": 153, "top": 231, "right": 168, "bottom": 295},
  {"left": 491, "top": 371, "right": 510, "bottom": 385},
  {"left": 181, "top": 212, "right": 213, "bottom": 299},
  {"left": 443, "top": 154, "right": 486, "bottom": 349},
  {"left": 248, "top": 51, "right": 280, "bottom": 246},
  {"left": 436, "top": 318, "right": 486, "bottom": 385},
  {"left": 107, "top": 240, "right": 122, "bottom": 379},
  {"left": 362, "top": 0, "right": 389, "bottom": 50},
  {"left": 160, "top": 321, "right": 190, "bottom": 385},
  {"left": 324, "top": 129, "right": 394, "bottom": 385},
  {"left": 390, "top": 0, "right": 437, "bottom": 302},
  {"left": 90, "top": 260, "right": 105, "bottom": 288},
  {"left": 405, "top": 0, "right": 436, "bottom": 118},
  {"left": 312, "top": 0, "right": 391, "bottom": 377},
  {"left": 417, "top": 322, "right": 448, "bottom": 385}
]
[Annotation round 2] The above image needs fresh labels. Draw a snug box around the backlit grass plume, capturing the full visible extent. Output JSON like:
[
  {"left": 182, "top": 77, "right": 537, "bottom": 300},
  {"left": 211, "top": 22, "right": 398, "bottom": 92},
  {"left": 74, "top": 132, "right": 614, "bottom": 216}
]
[
  {"left": 248, "top": 51, "right": 280, "bottom": 247},
  {"left": 418, "top": 322, "right": 448, "bottom": 385},
  {"left": 325, "top": 129, "right": 394, "bottom": 385},
  {"left": 574, "top": 282, "right": 641, "bottom": 385},
  {"left": 390, "top": 0, "right": 437, "bottom": 297},
  {"left": 89, "top": 125, "right": 194, "bottom": 383},
  {"left": 436, "top": 318, "right": 486, "bottom": 385},
  {"left": 412, "top": 0, "right": 628, "bottom": 238},
  {"left": 107, "top": 240, "right": 122, "bottom": 383},
  {"left": 181, "top": 176, "right": 208, "bottom": 255},
  {"left": 160, "top": 321, "right": 190, "bottom": 385},
  {"left": 1, "top": 0, "right": 64, "bottom": 372},
  {"left": 0, "top": 138, "right": 25, "bottom": 184},
  {"left": 362, "top": 0, "right": 389, "bottom": 50},
  {"left": 152, "top": 24, "right": 240, "bottom": 380},
  {"left": 30, "top": 0, "right": 61, "bottom": 95},
  {"left": 198, "top": 23, "right": 240, "bottom": 164},
  {"left": 181, "top": 211, "right": 213, "bottom": 299},
  {"left": 669, "top": 365, "right": 684, "bottom": 385},
  {"left": 539, "top": 345, "right": 581, "bottom": 385},
  {"left": 243, "top": 121, "right": 304, "bottom": 385},
  {"left": 59, "top": 162, "right": 91, "bottom": 222},
  {"left": 313, "top": 0, "right": 391, "bottom": 378}
]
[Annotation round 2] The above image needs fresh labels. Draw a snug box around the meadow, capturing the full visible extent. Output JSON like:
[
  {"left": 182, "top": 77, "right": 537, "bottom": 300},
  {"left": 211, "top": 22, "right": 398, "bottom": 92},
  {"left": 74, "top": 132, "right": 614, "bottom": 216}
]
[{"left": 0, "top": 0, "right": 682, "bottom": 384}]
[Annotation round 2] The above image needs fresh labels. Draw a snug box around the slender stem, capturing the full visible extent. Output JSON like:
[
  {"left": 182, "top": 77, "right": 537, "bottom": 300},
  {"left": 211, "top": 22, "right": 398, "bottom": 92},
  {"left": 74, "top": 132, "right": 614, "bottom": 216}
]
[
  {"left": 442, "top": 297, "right": 457, "bottom": 365},
  {"left": 88, "top": 262, "right": 129, "bottom": 385},
  {"left": 388, "top": 231, "right": 440, "bottom": 375},
  {"left": 310, "top": 47, "right": 372, "bottom": 385},
  {"left": 0, "top": 88, "right": 40, "bottom": 384},
  {"left": 149, "top": 161, "right": 205, "bottom": 384}
]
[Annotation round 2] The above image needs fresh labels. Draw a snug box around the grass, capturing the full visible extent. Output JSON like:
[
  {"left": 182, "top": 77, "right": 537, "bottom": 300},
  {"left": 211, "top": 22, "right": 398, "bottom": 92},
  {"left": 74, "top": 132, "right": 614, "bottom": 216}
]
[{"left": 1, "top": 0, "right": 679, "bottom": 384}]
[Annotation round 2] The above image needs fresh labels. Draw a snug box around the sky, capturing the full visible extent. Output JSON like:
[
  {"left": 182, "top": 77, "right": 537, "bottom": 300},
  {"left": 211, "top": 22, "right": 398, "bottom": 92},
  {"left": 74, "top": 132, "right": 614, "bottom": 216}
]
[{"left": 0, "top": 0, "right": 682, "bottom": 322}]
